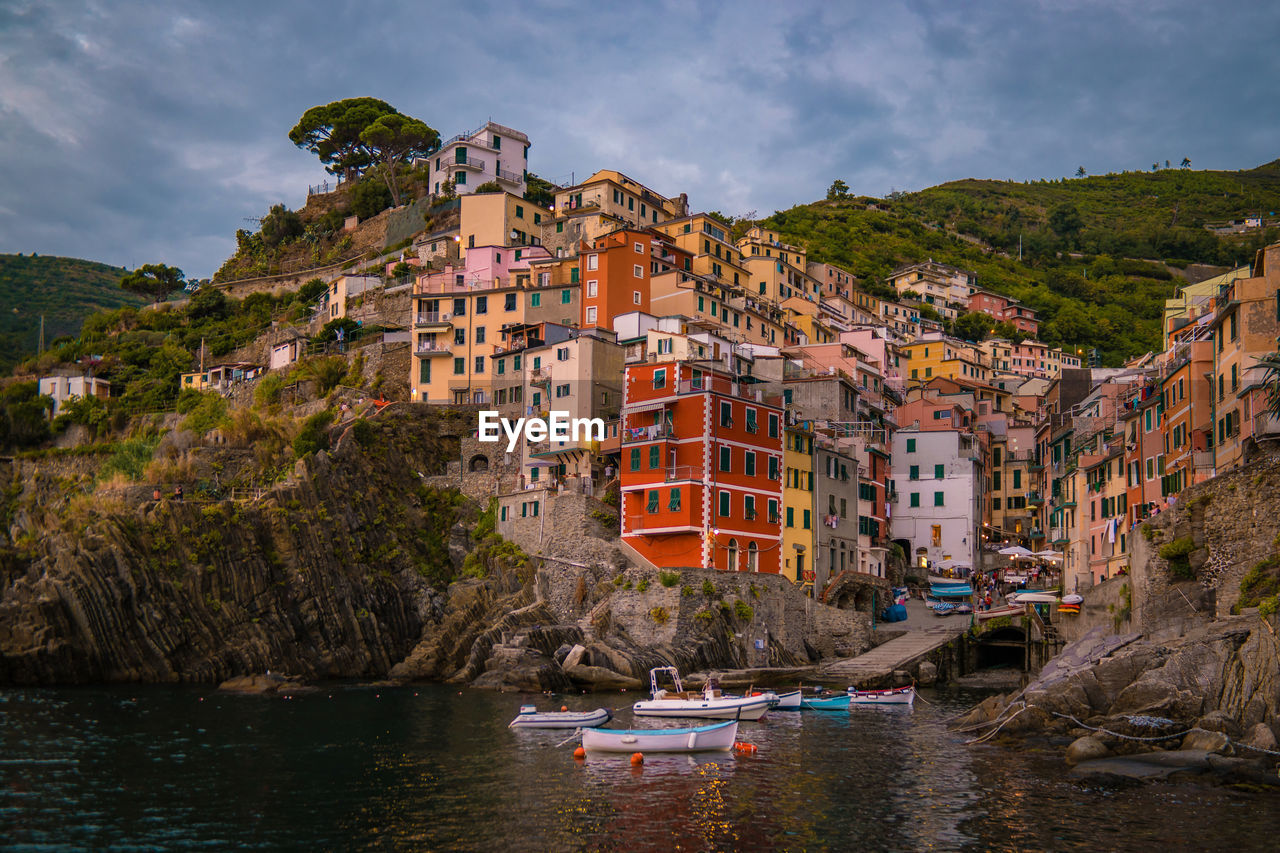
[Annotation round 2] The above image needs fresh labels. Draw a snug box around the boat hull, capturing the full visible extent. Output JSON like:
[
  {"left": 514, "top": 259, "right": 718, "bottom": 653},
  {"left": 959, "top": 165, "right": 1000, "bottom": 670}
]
[
  {"left": 800, "top": 695, "right": 851, "bottom": 710},
  {"left": 773, "top": 690, "right": 802, "bottom": 710},
  {"left": 581, "top": 720, "right": 739, "bottom": 753},
  {"left": 508, "top": 708, "right": 612, "bottom": 729},
  {"left": 632, "top": 695, "right": 772, "bottom": 720},
  {"left": 848, "top": 687, "right": 915, "bottom": 706}
]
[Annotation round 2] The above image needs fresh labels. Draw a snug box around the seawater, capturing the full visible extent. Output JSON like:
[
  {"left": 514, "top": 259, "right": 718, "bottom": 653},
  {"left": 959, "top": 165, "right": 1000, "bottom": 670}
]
[{"left": 1, "top": 684, "right": 1278, "bottom": 851}]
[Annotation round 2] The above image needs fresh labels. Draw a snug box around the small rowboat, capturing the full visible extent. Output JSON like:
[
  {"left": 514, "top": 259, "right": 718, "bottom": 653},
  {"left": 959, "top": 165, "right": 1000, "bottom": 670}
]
[
  {"left": 800, "top": 693, "right": 851, "bottom": 710},
  {"left": 773, "top": 690, "right": 802, "bottom": 710},
  {"left": 848, "top": 686, "right": 915, "bottom": 706},
  {"left": 581, "top": 720, "right": 739, "bottom": 753},
  {"left": 976, "top": 604, "right": 1024, "bottom": 621},
  {"left": 508, "top": 705, "right": 612, "bottom": 729}
]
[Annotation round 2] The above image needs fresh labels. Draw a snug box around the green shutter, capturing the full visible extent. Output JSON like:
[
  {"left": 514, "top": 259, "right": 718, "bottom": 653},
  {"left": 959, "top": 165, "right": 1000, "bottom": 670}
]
[{"left": 630, "top": 448, "right": 640, "bottom": 471}]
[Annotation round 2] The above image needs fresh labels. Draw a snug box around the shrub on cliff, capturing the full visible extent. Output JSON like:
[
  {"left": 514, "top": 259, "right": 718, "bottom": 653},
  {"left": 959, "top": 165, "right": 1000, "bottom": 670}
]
[
  {"left": 176, "top": 390, "right": 227, "bottom": 435},
  {"left": 292, "top": 409, "right": 334, "bottom": 458},
  {"left": 1158, "top": 536, "right": 1196, "bottom": 580}
]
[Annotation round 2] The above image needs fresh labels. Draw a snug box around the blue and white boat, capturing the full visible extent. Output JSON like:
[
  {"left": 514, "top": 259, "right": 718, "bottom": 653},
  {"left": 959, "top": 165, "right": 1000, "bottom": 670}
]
[{"left": 800, "top": 693, "right": 852, "bottom": 710}]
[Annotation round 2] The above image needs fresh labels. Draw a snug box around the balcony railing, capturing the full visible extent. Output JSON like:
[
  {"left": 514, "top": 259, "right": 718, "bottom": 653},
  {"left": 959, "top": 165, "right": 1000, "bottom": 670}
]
[
  {"left": 1026, "top": 491, "right": 1045, "bottom": 505},
  {"left": 415, "top": 312, "right": 453, "bottom": 325},
  {"left": 415, "top": 341, "right": 452, "bottom": 354},
  {"left": 665, "top": 465, "right": 703, "bottom": 482},
  {"left": 622, "top": 424, "right": 675, "bottom": 443},
  {"left": 496, "top": 167, "right": 523, "bottom": 184},
  {"left": 1049, "top": 527, "right": 1068, "bottom": 543}
]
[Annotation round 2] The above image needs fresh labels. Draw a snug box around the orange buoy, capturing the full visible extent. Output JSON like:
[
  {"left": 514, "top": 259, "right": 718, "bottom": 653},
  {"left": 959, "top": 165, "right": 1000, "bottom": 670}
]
[
  {"left": 630, "top": 752, "right": 644, "bottom": 766},
  {"left": 573, "top": 747, "right": 586, "bottom": 760},
  {"left": 733, "top": 742, "right": 758, "bottom": 755},
  {"left": 561, "top": 705, "right": 569, "bottom": 712}
]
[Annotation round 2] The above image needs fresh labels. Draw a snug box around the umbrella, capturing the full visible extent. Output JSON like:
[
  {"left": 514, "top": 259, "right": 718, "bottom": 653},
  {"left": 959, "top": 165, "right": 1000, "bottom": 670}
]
[
  {"left": 998, "top": 545, "right": 1033, "bottom": 557},
  {"left": 1033, "top": 549, "right": 1062, "bottom": 560}
]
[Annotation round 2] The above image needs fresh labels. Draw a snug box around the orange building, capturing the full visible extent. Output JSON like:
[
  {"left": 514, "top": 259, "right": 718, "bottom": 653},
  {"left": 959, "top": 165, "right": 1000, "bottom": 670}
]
[
  {"left": 577, "top": 228, "right": 688, "bottom": 331},
  {"left": 621, "top": 361, "right": 784, "bottom": 573}
]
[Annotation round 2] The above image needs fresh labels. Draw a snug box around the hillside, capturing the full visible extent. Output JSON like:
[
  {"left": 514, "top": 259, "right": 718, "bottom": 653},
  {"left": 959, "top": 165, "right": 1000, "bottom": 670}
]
[
  {"left": 0, "top": 254, "right": 143, "bottom": 374},
  {"left": 762, "top": 160, "right": 1280, "bottom": 365}
]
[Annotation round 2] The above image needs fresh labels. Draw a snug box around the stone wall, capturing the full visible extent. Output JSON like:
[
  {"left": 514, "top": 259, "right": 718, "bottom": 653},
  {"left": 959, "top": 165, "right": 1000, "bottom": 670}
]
[
  {"left": 1134, "top": 444, "right": 1280, "bottom": 630},
  {"left": 1057, "top": 573, "right": 1134, "bottom": 643}
]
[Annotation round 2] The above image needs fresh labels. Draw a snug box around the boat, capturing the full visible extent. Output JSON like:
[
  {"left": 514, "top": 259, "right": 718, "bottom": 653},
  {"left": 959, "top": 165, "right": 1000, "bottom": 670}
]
[
  {"left": 848, "top": 685, "right": 915, "bottom": 706},
  {"left": 772, "top": 690, "right": 802, "bottom": 710},
  {"left": 1008, "top": 591, "right": 1060, "bottom": 604},
  {"left": 632, "top": 667, "right": 774, "bottom": 720},
  {"left": 976, "top": 603, "right": 1024, "bottom": 621},
  {"left": 581, "top": 719, "right": 739, "bottom": 753},
  {"left": 508, "top": 705, "right": 612, "bottom": 729},
  {"left": 800, "top": 693, "right": 851, "bottom": 710}
]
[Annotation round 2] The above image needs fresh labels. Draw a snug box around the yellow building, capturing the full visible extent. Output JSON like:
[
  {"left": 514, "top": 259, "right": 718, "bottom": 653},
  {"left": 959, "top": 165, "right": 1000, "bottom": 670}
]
[
  {"left": 783, "top": 423, "right": 816, "bottom": 587},
  {"left": 902, "top": 335, "right": 992, "bottom": 385},
  {"left": 654, "top": 214, "right": 751, "bottom": 291},
  {"left": 648, "top": 269, "right": 799, "bottom": 348},
  {"left": 459, "top": 192, "right": 549, "bottom": 257},
  {"left": 736, "top": 226, "right": 820, "bottom": 305},
  {"left": 543, "top": 170, "right": 687, "bottom": 257},
  {"left": 1162, "top": 266, "right": 1249, "bottom": 350}
]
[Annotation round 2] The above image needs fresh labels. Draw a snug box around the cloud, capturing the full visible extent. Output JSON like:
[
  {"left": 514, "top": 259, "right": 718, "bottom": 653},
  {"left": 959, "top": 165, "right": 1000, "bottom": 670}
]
[{"left": 0, "top": 0, "right": 1276, "bottom": 279}]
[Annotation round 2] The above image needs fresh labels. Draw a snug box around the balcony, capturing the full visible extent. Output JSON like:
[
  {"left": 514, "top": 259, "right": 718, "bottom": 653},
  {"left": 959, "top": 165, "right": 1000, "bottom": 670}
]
[
  {"left": 452, "top": 157, "right": 485, "bottom": 171},
  {"left": 1026, "top": 491, "right": 1045, "bottom": 506},
  {"left": 665, "top": 465, "right": 704, "bottom": 482},
  {"left": 496, "top": 167, "right": 523, "bottom": 185},
  {"left": 622, "top": 423, "right": 676, "bottom": 444},
  {"left": 625, "top": 511, "right": 700, "bottom": 534},
  {"left": 529, "top": 367, "right": 551, "bottom": 385},
  {"left": 415, "top": 341, "right": 453, "bottom": 356},
  {"left": 415, "top": 311, "right": 453, "bottom": 328},
  {"left": 1049, "top": 527, "right": 1068, "bottom": 544}
]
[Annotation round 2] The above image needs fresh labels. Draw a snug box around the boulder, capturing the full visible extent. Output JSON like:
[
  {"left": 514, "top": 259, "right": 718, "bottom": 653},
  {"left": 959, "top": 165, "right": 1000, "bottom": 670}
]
[
  {"left": 563, "top": 663, "right": 643, "bottom": 691},
  {"left": 1194, "top": 710, "right": 1243, "bottom": 739},
  {"left": 1180, "top": 728, "right": 1232, "bottom": 755},
  {"left": 553, "top": 644, "right": 573, "bottom": 665},
  {"left": 916, "top": 661, "right": 938, "bottom": 686},
  {"left": 217, "top": 673, "right": 288, "bottom": 694},
  {"left": 1065, "top": 736, "right": 1110, "bottom": 766},
  {"left": 1241, "top": 722, "right": 1278, "bottom": 753},
  {"left": 562, "top": 644, "right": 587, "bottom": 670}
]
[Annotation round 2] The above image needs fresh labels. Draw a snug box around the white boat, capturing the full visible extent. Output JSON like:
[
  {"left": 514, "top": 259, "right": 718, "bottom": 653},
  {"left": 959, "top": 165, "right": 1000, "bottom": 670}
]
[
  {"left": 632, "top": 667, "right": 773, "bottom": 720},
  {"left": 1008, "top": 591, "right": 1060, "bottom": 604},
  {"left": 508, "top": 705, "right": 612, "bottom": 729},
  {"left": 581, "top": 720, "right": 739, "bottom": 753},
  {"left": 976, "top": 603, "right": 1024, "bottom": 621},
  {"left": 773, "top": 690, "right": 802, "bottom": 710},
  {"left": 847, "top": 685, "right": 915, "bottom": 706}
]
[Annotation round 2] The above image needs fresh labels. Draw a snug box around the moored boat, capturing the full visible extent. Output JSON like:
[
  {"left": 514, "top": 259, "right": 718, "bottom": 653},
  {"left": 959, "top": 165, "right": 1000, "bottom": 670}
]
[
  {"left": 800, "top": 693, "right": 851, "bottom": 710},
  {"left": 773, "top": 690, "right": 802, "bottom": 710},
  {"left": 847, "top": 685, "right": 915, "bottom": 706},
  {"left": 508, "top": 705, "right": 612, "bottom": 729},
  {"left": 581, "top": 720, "right": 740, "bottom": 753},
  {"left": 632, "top": 667, "right": 773, "bottom": 720},
  {"left": 976, "top": 603, "right": 1024, "bottom": 621}
]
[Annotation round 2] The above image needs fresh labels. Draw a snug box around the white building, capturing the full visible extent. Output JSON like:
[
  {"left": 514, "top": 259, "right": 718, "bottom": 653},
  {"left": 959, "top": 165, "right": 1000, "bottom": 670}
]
[
  {"left": 37, "top": 374, "right": 110, "bottom": 417},
  {"left": 432, "top": 121, "right": 529, "bottom": 198},
  {"left": 891, "top": 428, "right": 985, "bottom": 573}
]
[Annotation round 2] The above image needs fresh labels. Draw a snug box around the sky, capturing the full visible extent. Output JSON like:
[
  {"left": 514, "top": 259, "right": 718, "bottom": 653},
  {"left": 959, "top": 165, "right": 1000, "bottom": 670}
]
[{"left": 1, "top": 0, "right": 1278, "bottom": 280}]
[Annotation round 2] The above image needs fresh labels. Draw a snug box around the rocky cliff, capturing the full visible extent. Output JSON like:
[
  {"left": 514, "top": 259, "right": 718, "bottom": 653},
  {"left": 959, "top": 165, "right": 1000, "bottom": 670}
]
[{"left": 0, "top": 404, "right": 871, "bottom": 686}]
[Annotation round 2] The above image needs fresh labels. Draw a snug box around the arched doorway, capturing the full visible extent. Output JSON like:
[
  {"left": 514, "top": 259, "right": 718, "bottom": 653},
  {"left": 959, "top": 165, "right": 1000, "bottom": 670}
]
[
  {"left": 727, "top": 538, "right": 738, "bottom": 572},
  {"left": 746, "top": 542, "right": 758, "bottom": 572},
  {"left": 469, "top": 454, "right": 489, "bottom": 472}
]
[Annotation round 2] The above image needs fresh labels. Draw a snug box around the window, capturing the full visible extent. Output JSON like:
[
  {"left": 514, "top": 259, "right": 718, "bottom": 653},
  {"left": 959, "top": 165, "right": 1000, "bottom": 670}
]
[
  {"left": 504, "top": 293, "right": 516, "bottom": 311},
  {"left": 630, "top": 448, "right": 641, "bottom": 471},
  {"left": 453, "top": 297, "right": 467, "bottom": 316},
  {"left": 909, "top": 492, "right": 920, "bottom": 508},
  {"left": 993, "top": 471, "right": 1001, "bottom": 490},
  {"left": 633, "top": 291, "right": 642, "bottom": 304},
  {"left": 531, "top": 293, "right": 541, "bottom": 307},
  {"left": 534, "top": 213, "right": 541, "bottom": 225},
  {"left": 720, "top": 401, "right": 732, "bottom": 427},
  {"left": 992, "top": 497, "right": 1002, "bottom": 510},
  {"left": 454, "top": 328, "right": 466, "bottom": 345},
  {"left": 585, "top": 306, "right": 597, "bottom": 324},
  {"left": 803, "top": 509, "right": 811, "bottom": 529},
  {"left": 475, "top": 327, "right": 485, "bottom": 344},
  {"left": 745, "top": 409, "right": 758, "bottom": 433},
  {"left": 515, "top": 204, "right": 524, "bottom": 219},
  {"left": 557, "top": 221, "right": 564, "bottom": 233},
  {"left": 587, "top": 280, "right": 598, "bottom": 297},
  {"left": 934, "top": 464, "right": 944, "bottom": 479},
  {"left": 768, "top": 499, "right": 779, "bottom": 523},
  {"left": 653, "top": 368, "right": 666, "bottom": 389},
  {"left": 745, "top": 451, "right": 756, "bottom": 476},
  {"left": 934, "top": 491, "right": 944, "bottom": 507},
  {"left": 768, "top": 456, "right": 780, "bottom": 480},
  {"left": 557, "top": 347, "right": 569, "bottom": 361},
  {"left": 650, "top": 446, "right": 661, "bottom": 468},
  {"left": 669, "top": 488, "right": 681, "bottom": 511},
  {"left": 647, "top": 490, "right": 659, "bottom": 513},
  {"left": 1013, "top": 470, "right": 1021, "bottom": 489},
  {"left": 720, "top": 446, "right": 731, "bottom": 472},
  {"left": 906, "top": 438, "right": 916, "bottom": 453},
  {"left": 456, "top": 171, "right": 467, "bottom": 186},
  {"left": 475, "top": 296, "right": 488, "bottom": 314},
  {"left": 909, "top": 465, "right": 920, "bottom": 480},
  {"left": 719, "top": 490, "right": 730, "bottom": 517},
  {"left": 474, "top": 356, "right": 485, "bottom": 373},
  {"left": 453, "top": 357, "right": 465, "bottom": 375},
  {"left": 555, "top": 384, "right": 569, "bottom": 398},
  {"left": 586, "top": 254, "right": 599, "bottom": 271},
  {"left": 786, "top": 506, "right": 794, "bottom": 527},
  {"left": 561, "top": 289, "right": 571, "bottom": 304},
  {"left": 931, "top": 525, "right": 942, "bottom": 546},
  {"left": 768, "top": 413, "right": 779, "bottom": 438}
]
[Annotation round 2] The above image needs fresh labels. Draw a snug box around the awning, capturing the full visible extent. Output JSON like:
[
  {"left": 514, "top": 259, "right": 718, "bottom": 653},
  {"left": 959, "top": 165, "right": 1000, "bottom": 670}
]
[{"left": 622, "top": 400, "right": 670, "bottom": 415}]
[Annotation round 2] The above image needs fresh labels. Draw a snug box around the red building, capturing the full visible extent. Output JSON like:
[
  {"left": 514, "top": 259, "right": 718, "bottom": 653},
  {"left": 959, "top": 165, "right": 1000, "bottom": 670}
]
[
  {"left": 578, "top": 228, "right": 689, "bottom": 332},
  {"left": 968, "top": 289, "right": 1039, "bottom": 336},
  {"left": 621, "top": 360, "right": 784, "bottom": 572}
]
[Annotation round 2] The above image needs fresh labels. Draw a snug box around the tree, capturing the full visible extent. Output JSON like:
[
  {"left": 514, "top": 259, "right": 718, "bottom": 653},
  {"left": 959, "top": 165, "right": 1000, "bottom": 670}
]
[
  {"left": 523, "top": 173, "right": 557, "bottom": 208},
  {"left": 1181, "top": 157, "right": 1192, "bottom": 169},
  {"left": 1153, "top": 163, "right": 1159, "bottom": 171},
  {"left": 1075, "top": 166, "right": 1086, "bottom": 178},
  {"left": 358, "top": 112, "right": 440, "bottom": 206},
  {"left": 289, "top": 97, "right": 397, "bottom": 181},
  {"left": 992, "top": 320, "right": 1026, "bottom": 344},
  {"left": 827, "top": 179, "right": 850, "bottom": 200},
  {"left": 298, "top": 278, "right": 329, "bottom": 304},
  {"left": 349, "top": 177, "right": 393, "bottom": 220},
  {"left": 953, "top": 311, "right": 995, "bottom": 342},
  {"left": 261, "top": 204, "right": 304, "bottom": 247},
  {"left": 121, "top": 263, "right": 184, "bottom": 303},
  {"left": 1260, "top": 352, "right": 1280, "bottom": 419},
  {"left": 473, "top": 180, "right": 503, "bottom": 194},
  {"left": 1048, "top": 203, "right": 1084, "bottom": 239}
]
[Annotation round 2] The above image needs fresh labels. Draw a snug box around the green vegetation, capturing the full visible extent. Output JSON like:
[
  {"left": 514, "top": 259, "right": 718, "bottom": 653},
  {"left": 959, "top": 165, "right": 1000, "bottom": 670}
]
[
  {"left": 176, "top": 390, "right": 228, "bottom": 435},
  {"left": 762, "top": 160, "right": 1280, "bottom": 365},
  {"left": 1158, "top": 536, "right": 1196, "bottom": 580},
  {"left": 120, "top": 263, "right": 186, "bottom": 304},
  {"left": 680, "top": 584, "right": 694, "bottom": 597},
  {"left": 1237, "top": 554, "right": 1280, "bottom": 612},
  {"left": 292, "top": 409, "right": 335, "bottom": 458},
  {"left": 0, "top": 254, "right": 142, "bottom": 373},
  {"left": 658, "top": 570, "right": 681, "bottom": 587},
  {"left": 648, "top": 606, "right": 670, "bottom": 625},
  {"left": 733, "top": 600, "right": 754, "bottom": 621},
  {"left": 98, "top": 434, "right": 163, "bottom": 482},
  {"left": 0, "top": 382, "right": 53, "bottom": 448},
  {"left": 701, "top": 579, "right": 716, "bottom": 596},
  {"left": 523, "top": 173, "right": 557, "bottom": 208},
  {"left": 636, "top": 578, "right": 649, "bottom": 592}
]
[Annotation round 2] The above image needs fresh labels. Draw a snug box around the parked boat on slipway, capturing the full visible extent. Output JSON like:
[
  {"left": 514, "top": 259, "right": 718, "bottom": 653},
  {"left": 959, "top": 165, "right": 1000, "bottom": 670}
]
[{"left": 632, "top": 667, "right": 774, "bottom": 720}]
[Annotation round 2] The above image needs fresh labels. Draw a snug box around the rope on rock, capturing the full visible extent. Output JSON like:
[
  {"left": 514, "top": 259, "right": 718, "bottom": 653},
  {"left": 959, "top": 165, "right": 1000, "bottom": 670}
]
[
  {"left": 964, "top": 704, "right": 1031, "bottom": 745},
  {"left": 1049, "top": 712, "right": 1190, "bottom": 742}
]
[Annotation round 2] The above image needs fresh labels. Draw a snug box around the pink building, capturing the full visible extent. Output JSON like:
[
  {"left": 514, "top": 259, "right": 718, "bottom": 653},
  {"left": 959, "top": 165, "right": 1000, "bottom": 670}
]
[{"left": 968, "top": 290, "right": 1039, "bottom": 336}]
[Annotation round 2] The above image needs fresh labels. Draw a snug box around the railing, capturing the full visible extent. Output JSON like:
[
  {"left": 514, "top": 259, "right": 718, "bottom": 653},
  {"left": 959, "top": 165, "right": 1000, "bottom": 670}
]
[
  {"left": 1049, "top": 527, "right": 1067, "bottom": 542},
  {"left": 415, "top": 341, "right": 451, "bottom": 354},
  {"left": 665, "top": 465, "right": 703, "bottom": 482},
  {"left": 621, "top": 424, "right": 675, "bottom": 443},
  {"left": 1256, "top": 412, "right": 1280, "bottom": 439},
  {"left": 1026, "top": 491, "right": 1044, "bottom": 504},
  {"left": 415, "top": 312, "right": 453, "bottom": 325},
  {"left": 496, "top": 167, "right": 523, "bottom": 184},
  {"left": 529, "top": 368, "right": 551, "bottom": 384}
]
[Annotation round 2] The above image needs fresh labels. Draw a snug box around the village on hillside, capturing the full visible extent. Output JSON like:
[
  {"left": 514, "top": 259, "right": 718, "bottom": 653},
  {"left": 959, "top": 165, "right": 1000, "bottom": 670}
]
[{"left": 32, "top": 118, "right": 1280, "bottom": 611}]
